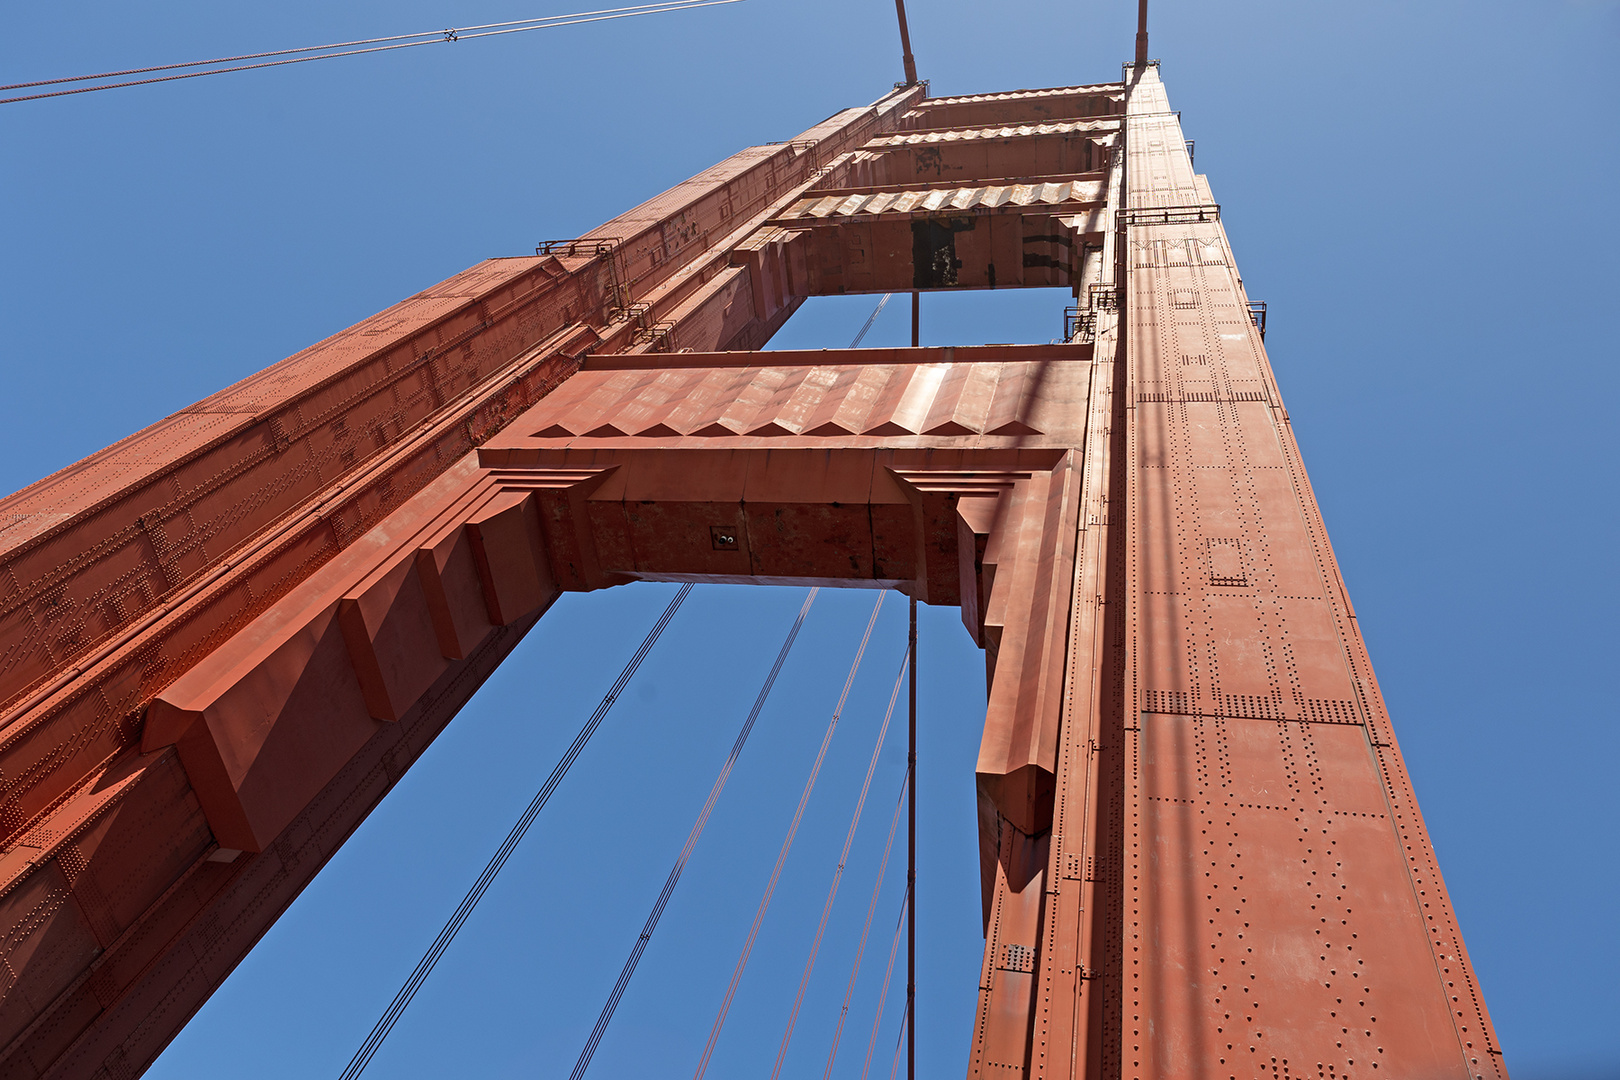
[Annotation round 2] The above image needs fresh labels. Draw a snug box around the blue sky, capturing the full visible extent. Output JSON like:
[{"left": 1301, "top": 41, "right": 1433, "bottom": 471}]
[{"left": 2, "top": 2, "right": 1617, "bottom": 1078}]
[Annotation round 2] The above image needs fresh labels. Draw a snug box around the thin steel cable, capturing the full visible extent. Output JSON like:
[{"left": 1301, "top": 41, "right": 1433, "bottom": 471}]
[
  {"left": 848, "top": 294, "right": 891, "bottom": 349},
  {"left": 906, "top": 596, "right": 916, "bottom": 1080},
  {"left": 338, "top": 583, "right": 693, "bottom": 1080},
  {"left": 771, "top": 650, "right": 908, "bottom": 1080},
  {"left": 822, "top": 764, "right": 908, "bottom": 1080},
  {"left": 692, "top": 591, "right": 887, "bottom": 1080},
  {"left": 0, "top": 1, "right": 704, "bottom": 91},
  {"left": 860, "top": 871, "right": 909, "bottom": 1080},
  {"left": 1, "top": 1, "right": 745, "bottom": 105},
  {"left": 887, "top": 1009, "right": 908, "bottom": 1080},
  {"left": 567, "top": 588, "right": 820, "bottom": 1080}
]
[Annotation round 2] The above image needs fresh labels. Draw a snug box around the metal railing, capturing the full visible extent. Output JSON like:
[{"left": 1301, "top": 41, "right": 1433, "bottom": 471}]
[
  {"left": 1123, "top": 203, "right": 1219, "bottom": 226},
  {"left": 1064, "top": 306, "right": 1098, "bottom": 343}
]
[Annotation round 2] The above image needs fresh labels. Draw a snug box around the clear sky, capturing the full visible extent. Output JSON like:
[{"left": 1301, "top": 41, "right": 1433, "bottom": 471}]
[{"left": 2, "top": 2, "right": 1617, "bottom": 1078}]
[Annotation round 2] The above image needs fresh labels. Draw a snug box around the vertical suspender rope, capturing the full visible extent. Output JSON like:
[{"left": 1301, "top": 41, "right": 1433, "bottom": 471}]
[
  {"left": 770, "top": 650, "right": 909, "bottom": 1080},
  {"left": 906, "top": 597, "right": 917, "bottom": 1080},
  {"left": 821, "top": 766, "right": 908, "bottom": 1080},
  {"left": 692, "top": 591, "right": 887, "bottom": 1080},
  {"left": 339, "top": 583, "right": 693, "bottom": 1080},
  {"left": 567, "top": 588, "right": 820, "bottom": 1079},
  {"left": 906, "top": 282, "right": 920, "bottom": 1080}
]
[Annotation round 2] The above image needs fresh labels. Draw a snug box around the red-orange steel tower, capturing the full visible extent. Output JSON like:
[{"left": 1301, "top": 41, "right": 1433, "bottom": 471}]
[{"left": 0, "top": 64, "right": 1501, "bottom": 1079}]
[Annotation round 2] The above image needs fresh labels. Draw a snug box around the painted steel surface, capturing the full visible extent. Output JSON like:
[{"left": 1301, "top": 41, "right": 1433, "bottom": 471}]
[
  {"left": 0, "top": 67, "right": 1499, "bottom": 1080},
  {"left": 1110, "top": 65, "right": 1501, "bottom": 1080}
]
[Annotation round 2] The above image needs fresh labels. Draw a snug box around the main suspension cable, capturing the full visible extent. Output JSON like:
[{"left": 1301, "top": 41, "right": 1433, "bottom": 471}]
[
  {"left": 1, "top": 1, "right": 699, "bottom": 91},
  {"left": 692, "top": 591, "right": 887, "bottom": 1080},
  {"left": 849, "top": 294, "right": 892, "bottom": 349},
  {"left": 338, "top": 583, "right": 693, "bottom": 1080},
  {"left": 567, "top": 588, "right": 820, "bottom": 1080},
  {"left": 822, "top": 763, "right": 908, "bottom": 1080},
  {"left": 2, "top": 1, "right": 746, "bottom": 106},
  {"left": 772, "top": 650, "right": 909, "bottom": 1080}
]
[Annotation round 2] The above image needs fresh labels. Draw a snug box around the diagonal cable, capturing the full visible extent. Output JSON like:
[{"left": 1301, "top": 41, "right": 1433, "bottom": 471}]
[
  {"left": 567, "top": 588, "right": 820, "bottom": 1079},
  {"left": 771, "top": 650, "right": 909, "bottom": 1079},
  {"left": 1, "top": 1, "right": 706, "bottom": 91},
  {"left": 338, "top": 583, "right": 693, "bottom": 1080},
  {"left": 692, "top": 590, "right": 887, "bottom": 1080},
  {"left": 2, "top": 1, "right": 746, "bottom": 105},
  {"left": 822, "top": 764, "right": 908, "bottom": 1080},
  {"left": 848, "top": 294, "right": 892, "bottom": 348},
  {"left": 861, "top": 879, "right": 910, "bottom": 1080},
  {"left": 887, "top": 1008, "right": 908, "bottom": 1080}
]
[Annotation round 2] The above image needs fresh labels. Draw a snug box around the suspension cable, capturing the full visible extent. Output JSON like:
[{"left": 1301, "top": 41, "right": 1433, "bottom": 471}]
[
  {"left": 2, "top": 1, "right": 746, "bottom": 106},
  {"left": 849, "top": 294, "right": 892, "bottom": 349},
  {"left": 887, "top": 1009, "right": 909, "bottom": 1080},
  {"left": 338, "top": 583, "right": 693, "bottom": 1080},
  {"left": 822, "top": 765, "right": 908, "bottom": 1080},
  {"left": 906, "top": 596, "right": 917, "bottom": 1080},
  {"left": 1, "top": 1, "right": 700, "bottom": 91},
  {"left": 860, "top": 865, "right": 909, "bottom": 1080},
  {"left": 692, "top": 591, "right": 887, "bottom": 1080},
  {"left": 771, "top": 649, "right": 908, "bottom": 1079},
  {"left": 567, "top": 588, "right": 820, "bottom": 1079}
]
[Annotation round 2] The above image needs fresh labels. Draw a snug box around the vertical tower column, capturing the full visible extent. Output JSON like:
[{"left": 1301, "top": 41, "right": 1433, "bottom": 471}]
[
  {"left": 966, "top": 115, "right": 1128, "bottom": 1080},
  {"left": 1115, "top": 66, "right": 1504, "bottom": 1079}
]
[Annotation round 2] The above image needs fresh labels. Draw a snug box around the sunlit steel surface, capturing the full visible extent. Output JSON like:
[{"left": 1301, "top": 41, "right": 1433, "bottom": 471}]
[{"left": 0, "top": 67, "right": 1500, "bottom": 1079}]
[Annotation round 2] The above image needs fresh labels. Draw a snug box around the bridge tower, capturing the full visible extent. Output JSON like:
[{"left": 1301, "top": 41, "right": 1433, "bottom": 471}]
[{"left": 0, "top": 63, "right": 1501, "bottom": 1079}]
